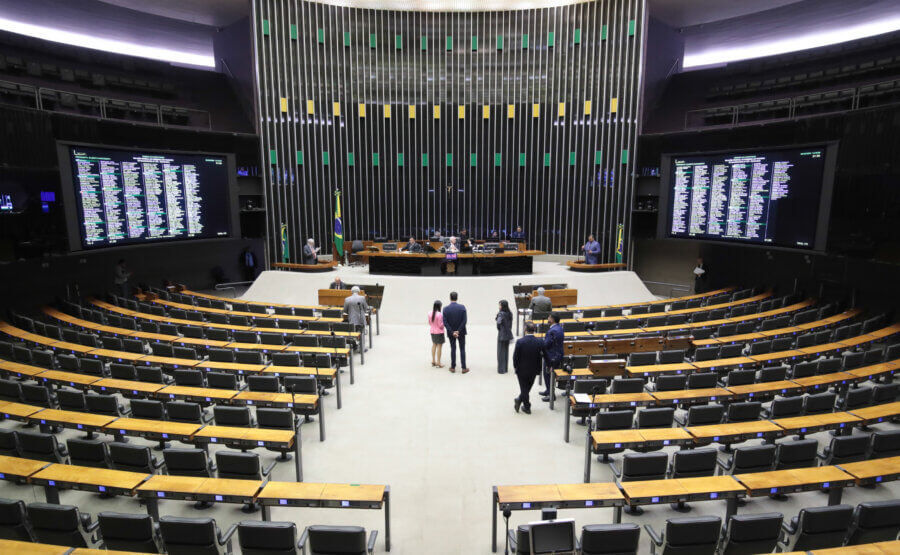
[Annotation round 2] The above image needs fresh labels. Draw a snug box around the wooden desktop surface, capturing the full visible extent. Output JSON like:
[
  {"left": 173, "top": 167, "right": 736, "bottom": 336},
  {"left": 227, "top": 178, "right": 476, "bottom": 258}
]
[
  {"left": 0, "top": 539, "right": 70, "bottom": 555},
  {"left": 0, "top": 453, "right": 49, "bottom": 478},
  {"left": 31, "top": 463, "right": 148, "bottom": 491}
]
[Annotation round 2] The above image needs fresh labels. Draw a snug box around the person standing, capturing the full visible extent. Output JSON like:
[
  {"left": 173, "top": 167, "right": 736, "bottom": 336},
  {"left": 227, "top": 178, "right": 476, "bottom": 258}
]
[
  {"left": 342, "top": 286, "right": 369, "bottom": 352},
  {"left": 303, "top": 238, "right": 320, "bottom": 264},
  {"left": 582, "top": 234, "right": 601, "bottom": 265},
  {"left": 241, "top": 247, "right": 257, "bottom": 282},
  {"left": 329, "top": 277, "right": 346, "bottom": 290},
  {"left": 529, "top": 287, "right": 553, "bottom": 314},
  {"left": 513, "top": 322, "right": 544, "bottom": 414},
  {"left": 496, "top": 300, "right": 513, "bottom": 374},
  {"left": 509, "top": 226, "right": 526, "bottom": 241},
  {"left": 428, "top": 300, "right": 445, "bottom": 368},
  {"left": 442, "top": 291, "right": 469, "bottom": 374},
  {"left": 114, "top": 259, "right": 132, "bottom": 299},
  {"left": 693, "top": 257, "right": 709, "bottom": 294},
  {"left": 540, "top": 312, "right": 564, "bottom": 401}
]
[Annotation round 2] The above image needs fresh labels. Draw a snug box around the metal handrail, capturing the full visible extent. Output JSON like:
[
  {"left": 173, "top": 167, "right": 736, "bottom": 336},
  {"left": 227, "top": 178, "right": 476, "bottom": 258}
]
[
  {"left": 641, "top": 280, "right": 692, "bottom": 299},
  {"left": 214, "top": 280, "right": 254, "bottom": 299}
]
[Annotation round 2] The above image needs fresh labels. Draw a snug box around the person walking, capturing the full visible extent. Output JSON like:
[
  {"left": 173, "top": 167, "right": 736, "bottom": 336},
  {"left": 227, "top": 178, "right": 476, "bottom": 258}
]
[
  {"left": 442, "top": 291, "right": 469, "bottom": 373},
  {"left": 540, "top": 312, "right": 564, "bottom": 402},
  {"left": 496, "top": 300, "right": 513, "bottom": 374},
  {"left": 342, "top": 286, "right": 369, "bottom": 353},
  {"left": 513, "top": 322, "right": 544, "bottom": 414},
  {"left": 428, "top": 300, "right": 445, "bottom": 368}
]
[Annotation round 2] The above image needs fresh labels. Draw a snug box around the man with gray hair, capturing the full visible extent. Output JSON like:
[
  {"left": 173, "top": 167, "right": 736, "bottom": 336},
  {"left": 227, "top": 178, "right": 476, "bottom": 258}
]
[
  {"left": 302, "top": 238, "right": 320, "bottom": 265},
  {"left": 529, "top": 287, "right": 552, "bottom": 314},
  {"left": 343, "top": 285, "right": 369, "bottom": 351}
]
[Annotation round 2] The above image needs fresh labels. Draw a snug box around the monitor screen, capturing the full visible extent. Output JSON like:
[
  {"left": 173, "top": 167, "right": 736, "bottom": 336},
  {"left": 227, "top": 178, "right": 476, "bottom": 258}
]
[
  {"left": 529, "top": 519, "right": 576, "bottom": 554},
  {"left": 660, "top": 144, "right": 836, "bottom": 250},
  {"left": 59, "top": 144, "right": 236, "bottom": 250},
  {"left": 0, "top": 194, "right": 12, "bottom": 211}
]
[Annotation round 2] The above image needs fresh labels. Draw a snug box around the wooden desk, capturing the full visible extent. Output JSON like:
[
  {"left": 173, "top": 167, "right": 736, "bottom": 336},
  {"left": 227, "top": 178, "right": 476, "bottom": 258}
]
[
  {"left": 0, "top": 401, "right": 45, "bottom": 421},
  {"left": 735, "top": 466, "right": 855, "bottom": 503},
  {"left": 30, "top": 463, "right": 149, "bottom": 501},
  {"left": 590, "top": 428, "right": 692, "bottom": 451},
  {"left": 138, "top": 355, "right": 200, "bottom": 369},
  {"left": 848, "top": 401, "right": 900, "bottom": 424},
  {"left": 566, "top": 261, "right": 627, "bottom": 272},
  {"left": 532, "top": 289, "right": 578, "bottom": 307},
  {"left": 155, "top": 385, "right": 237, "bottom": 404},
  {"left": 192, "top": 426, "right": 296, "bottom": 451},
  {"left": 0, "top": 359, "right": 45, "bottom": 378},
  {"left": 263, "top": 365, "right": 341, "bottom": 408},
  {"left": 273, "top": 261, "right": 339, "bottom": 272},
  {"left": 651, "top": 387, "right": 732, "bottom": 406},
  {"left": 28, "top": 409, "right": 115, "bottom": 433},
  {"left": 36, "top": 370, "right": 102, "bottom": 388},
  {"left": 225, "top": 341, "right": 287, "bottom": 352},
  {"left": 491, "top": 483, "right": 623, "bottom": 552},
  {"left": 318, "top": 289, "right": 364, "bottom": 306},
  {"left": 195, "top": 361, "right": 268, "bottom": 375},
  {"left": 173, "top": 337, "right": 231, "bottom": 348},
  {"left": 772, "top": 412, "right": 861, "bottom": 436},
  {"left": 621, "top": 475, "right": 744, "bottom": 508},
  {"left": 232, "top": 391, "right": 317, "bottom": 411},
  {"left": 0, "top": 453, "right": 50, "bottom": 481},
  {"left": 799, "top": 342, "right": 848, "bottom": 357},
  {"left": 687, "top": 420, "right": 783, "bottom": 444},
  {"left": 92, "top": 378, "right": 165, "bottom": 397},
  {"left": 813, "top": 540, "right": 900, "bottom": 554},
  {"left": 692, "top": 357, "right": 756, "bottom": 371},
  {"left": 572, "top": 392, "right": 656, "bottom": 409},
  {"left": 257, "top": 481, "right": 392, "bottom": 550},
  {"left": 105, "top": 418, "right": 200, "bottom": 443},
  {"left": 568, "top": 287, "right": 736, "bottom": 311},
  {"left": 791, "top": 372, "right": 854, "bottom": 392},
  {"left": 749, "top": 349, "right": 807, "bottom": 365},
  {"left": 837, "top": 456, "right": 900, "bottom": 486},
  {"left": 136, "top": 475, "right": 263, "bottom": 519},
  {"left": 0, "top": 539, "right": 69, "bottom": 555},
  {"left": 87, "top": 349, "right": 146, "bottom": 362},
  {"left": 626, "top": 363, "right": 695, "bottom": 378},
  {"left": 844, "top": 361, "right": 900, "bottom": 383},
  {"left": 726, "top": 380, "right": 803, "bottom": 400}
]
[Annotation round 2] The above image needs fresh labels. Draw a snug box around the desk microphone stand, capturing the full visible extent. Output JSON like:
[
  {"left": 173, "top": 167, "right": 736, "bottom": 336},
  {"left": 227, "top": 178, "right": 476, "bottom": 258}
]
[{"left": 503, "top": 508, "right": 512, "bottom": 555}]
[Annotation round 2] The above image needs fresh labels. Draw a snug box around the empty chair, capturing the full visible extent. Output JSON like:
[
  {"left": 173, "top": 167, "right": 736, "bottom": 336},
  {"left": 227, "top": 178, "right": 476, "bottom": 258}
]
[
  {"left": 109, "top": 362, "right": 137, "bottom": 380},
  {"left": 217, "top": 450, "right": 276, "bottom": 481},
  {"left": 130, "top": 399, "right": 165, "bottom": 420},
  {"left": 85, "top": 394, "right": 126, "bottom": 417},
  {"left": 675, "top": 404, "right": 723, "bottom": 427},
  {"left": 593, "top": 410, "right": 634, "bottom": 462},
  {"left": 31, "top": 349, "right": 54, "bottom": 368},
  {"left": 846, "top": 499, "right": 900, "bottom": 545},
  {"left": 611, "top": 452, "right": 668, "bottom": 514},
  {"left": 271, "top": 352, "right": 301, "bottom": 367},
  {"left": 180, "top": 326, "right": 205, "bottom": 339},
  {"left": 173, "top": 346, "right": 198, "bottom": 360},
  {"left": 645, "top": 515, "right": 721, "bottom": 555},
  {"left": 166, "top": 401, "right": 210, "bottom": 424},
  {"left": 292, "top": 336, "right": 319, "bottom": 348},
  {"left": 98, "top": 512, "right": 164, "bottom": 553},
  {"left": 668, "top": 448, "right": 717, "bottom": 479},
  {"left": 735, "top": 321, "right": 756, "bottom": 334},
  {"left": 137, "top": 366, "right": 167, "bottom": 384},
  {"left": 56, "top": 354, "right": 80, "bottom": 372},
  {"left": 842, "top": 350, "right": 865, "bottom": 370},
  {"left": 635, "top": 408, "right": 675, "bottom": 429},
  {"left": 718, "top": 512, "right": 783, "bottom": 555},
  {"left": 0, "top": 498, "right": 33, "bottom": 541},
  {"left": 791, "top": 361, "right": 818, "bottom": 379},
  {"left": 0, "top": 379, "right": 22, "bottom": 403},
  {"left": 238, "top": 520, "right": 300, "bottom": 555},
  {"left": 628, "top": 352, "right": 657, "bottom": 366},
  {"left": 207, "top": 372, "right": 240, "bottom": 390},
  {"left": 108, "top": 443, "right": 165, "bottom": 474},
  {"left": 579, "top": 523, "right": 640, "bottom": 555},
  {"left": 816, "top": 329, "right": 835, "bottom": 344},
  {"left": 18, "top": 431, "right": 67, "bottom": 463},
  {"left": 283, "top": 375, "right": 318, "bottom": 396},
  {"left": 718, "top": 344, "right": 744, "bottom": 358},
  {"left": 771, "top": 337, "right": 794, "bottom": 352},
  {"left": 122, "top": 338, "right": 145, "bottom": 354},
  {"left": 869, "top": 429, "right": 900, "bottom": 458},
  {"left": 818, "top": 358, "right": 843, "bottom": 374},
  {"left": 803, "top": 391, "right": 837, "bottom": 415},
  {"left": 299, "top": 525, "right": 377, "bottom": 555},
  {"left": 652, "top": 375, "right": 686, "bottom": 392},
  {"left": 686, "top": 372, "right": 717, "bottom": 389},
  {"left": 872, "top": 383, "right": 900, "bottom": 404},
  {"left": 21, "top": 384, "right": 54, "bottom": 408},
  {"left": 795, "top": 333, "right": 816, "bottom": 349},
  {"left": 778, "top": 505, "right": 853, "bottom": 552},
  {"left": 818, "top": 434, "right": 869, "bottom": 465},
  {"left": 725, "top": 401, "right": 761, "bottom": 423},
  {"left": 764, "top": 396, "right": 804, "bottom": 419},
  {"left": 775, "top": 439, "right": 818, "bottom": 470},
  {"left": 259, "top": 333, "right": 284, "bottom": 346},
  {"left": 57, "top": 389, "right": 87, "bottom": 412},
  {"left": 79, "top": 358, "right": 106, "bottom": 377},
  {"left": 840, "top": 387, "right": 873, "bottom": 411},
  {"left": 164, "top": 448, "right": 213, "bottom": 477},
  {"left": 206, "top": 328, "right": 230, "bottom": 341},
  {"left": 507, "top": 524, "right": 531, "bottom": 555},
  {"left": 236, "top": 351, "right": 264, "bottom": 365},
  {"left": 758, "top": 365, "right": 787, "bottom": 382},
  {"left": 247, "top": 375, "right": 280, "bottom": 392},
  {"left": 747, "top": 340, "right": 772, "bottom": 356},
  {"left": 718, "top": 444, "right": 776, "bottom": 475},
  {"left": 694, "top": 347, "right": 719, "bottom": 362},
  {"left": 722, "top": 369, "right": 755, "bottom": 387},
  {"left": 0, "top": 431, "right": 17, "bottom": 457},
  {"left": 214, "top": 406, "right": 253, "bottom": 427},
  {"left": 233, "top": 330, "right": 258, "bottom": 343},
  {"left": 611, "top": 378, "right": 644, "bottom": 394},
  {"left": 66, "top": 438, "right": 108, "bottom": 468},
  {"left": 658, "top": 350, "right": 685, "bottom": 364},
  {"left": 151, "top": 343, "right": 174, "bottom": 358},
  {"left": 27, "top": 503, "right": 98, "bottom": 547},
  {"left": 160, "top": 516, "right": 237, "bottom": 555},
  {"left": 174, "top": 369, "right": 205, "bottom": 387},
  {"left": 208, "top": 348, "right": 235, "bottom": 363},
  {"left": 256, "top": 408, "right": 297, "bottom": 461}
]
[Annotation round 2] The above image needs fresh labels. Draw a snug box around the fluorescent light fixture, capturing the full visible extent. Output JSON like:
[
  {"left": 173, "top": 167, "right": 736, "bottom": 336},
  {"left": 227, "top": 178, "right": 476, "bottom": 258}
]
[
  {"left": 0, "top": 17, "right": 215, "bottom": 67},
  {"left": 684, "top": 16, "right": 900, "bottom": 68}
]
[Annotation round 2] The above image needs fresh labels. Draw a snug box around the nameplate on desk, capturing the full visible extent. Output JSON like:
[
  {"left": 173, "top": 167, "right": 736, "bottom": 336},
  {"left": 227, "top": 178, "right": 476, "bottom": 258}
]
[{"left": 573, "top": 394, "right": 592, "bottom": 404}]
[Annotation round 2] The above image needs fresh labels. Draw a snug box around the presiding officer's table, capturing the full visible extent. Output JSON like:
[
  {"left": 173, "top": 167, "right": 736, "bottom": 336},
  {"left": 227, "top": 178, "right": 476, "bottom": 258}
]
[{"left": 357, "top": 248, "right": 545, "bottom": 275}]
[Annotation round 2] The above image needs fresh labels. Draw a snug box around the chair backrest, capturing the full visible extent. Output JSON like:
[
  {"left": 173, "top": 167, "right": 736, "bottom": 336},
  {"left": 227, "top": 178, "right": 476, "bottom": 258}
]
[
  {"left": 775, "top": 439, "right": 818, "bottom": 469},
  {"left": 98, "top": 512, "right": 162, "bottom": 552},
  {"left": 573, "top": 379, "right": 607, "bottom": 395},
  {"left": 166, "top": 401, "right": 204, "bottom": 423},
  {"left": 843, "top": 387, "right": 873, "bottom": 410},
  {"left": 789, "top": 505, "right": 854, "bottom": 551},
  {"left": 669, "top": 448, "right": 716, "bottom": 479},
  {"left": 729, "top": 444, "right": 776, "bottom": 474},
  {"left": 0, "top": 498, "right": 32, "bottom": 541},
  {"left": 628, "top": 352, "right": 657, "bottom": 366},
  {"left": 17, "top": 431, "right": 64, "bottom": 463},
  {"left": 686, "top": 372, "right": 718, "bottom": 389},
  {"left": 724, "top": 369, "right": 755, "bottom": 387},
  {"left": 758, "top": 365, "right": 787, "bottom": 383},
  {"left": 163, "top": 448, "right": 211, "bottom": 477},
  {"left": 21, "top": 384, "right": 52, "bottom": 407},
  {"left": 726, "top": 401, "right": 761, "bottom": 423},
  {"left": 817, "top": 357, "right": 843, "bottom": 374},
  {"left": 79, "top": 358, "right": 105, "bottom": 376},
  {"left": 248, "top": 375, "right": 280, "bottom": 392},
  {"left": 260, "top": 333, "right": 285, "bottom": 346},
  {"left": 66, "top": 438, "right": 108, "bottom": 468},
  {"left": 658, "top": 349, "right": 685, "bottom": 364},
  {"left": 596, "top": 410, "right": 634, "bottom": 431},
  {"left": 283, "top": 376, "right": 317, "bottom": 395},
  {"left": 847, "top": 499, "right": 900, "bottom": 545},
  {"left": 654, "top": 375, "right": 686, "bottom": 392},
  {"left": 238, "top": 520, "right": 297, "bottom": 555},
  {"left": 214, "top": 406, "right": 252, "bottom": 427},
  {"left": 720, "top": 512, "right": 783, "bottom": 555},
  {"left": 257, "top": 408, "right": 295, "bottom": 430},
  {"left": 206, "top": 328, "right": 231, "bottom": 341},
  {"left": 803, "top": 391, "right": 836, "bottom": 415},
  {"left": 57, "top": 389, "right": 87, "bottom": 411},
  {"left": 236, "top": 351, "right": 265, "bottom": 365},
  {"left": 769, "top": 396, "right": 804, "bottom": 418},
  {"left": 579, "top": 523, "right": 640, "bottom": 555},
  {"left": 27, "top": 503, "right": 90, "bottom": 547},
  {"left": 130, "top": 399, "right": 165, "bottom": 419},
  {"left": 825, "top": 435, "right": 869, "bottom": 464},
  {"left": 0, "top": 378, "right": 22, "bottom": 402},
  {"left": 136, "top": 366, "right": 165, "bottom": 383},
  {"left": 216, "top": 450, "right": 262, "bottom": 480},
  {"left": 869, "top": 429, "right": 900, "bottom": 458},
  {"left": 688, "top": 404, "right": 723, "bottom": 426},
  {"left": 85, "top": 394, "right": 121, "bottom": 416},
  {"left": 718, "top": 344, "right": 744, "bottom": 358},
  {"left": 272, "top": 352, "right": 301, "bottom": 367},
  {"left": 160, "top": 516, "right": 221, "bottom": 555},
  {"left": 0, "top": 431, "right": 17, "bottom": 457},
  {"left": 694, "top": 347, "right": 719, "bottom": 362},
  {"left": 173, "top": 346, "right": 198, "bottom": 360},
  {"left": 233, "top": 330, "right": 258, "bottom": 343},
  {"left": 620, "top": 452, "right": 668, "bottom": 481},
  {"left": 660, "top": 516, "right": 721, "bottom": 555},
  {"left": 610, "top": 378, "right": 644, "bottom": 394},
  {"left": 791, "top": 361, "right": 818, "bottom": 379},
  {"left": 207, "top": 348, "right": 235, "bottom": 363},
  {"left": 109, "top": 363, "right": 137, "bottom": 380},
  {"left": 122, "top": 338, "right": 144, "bottom": 354},
  {"left": 873, "top": 383, "right": 900, "bottom": 404},
  {"left": 748, "top": 340, "right": 772, "bottom": 355},
  {"left": 635, "top": 407, "right": 674, "bottom": 429},
  {"left": 151, "top": 343, "right": 174, "bottom": 358},
  {"left": 207, "top": 372, "right": 239, "bottom": 390},
  {"left": 306, "top": 525, "right": 368, "bottom": 555},
  {"left": 108, "top": 443, "right": 156, "bottom": 473}
]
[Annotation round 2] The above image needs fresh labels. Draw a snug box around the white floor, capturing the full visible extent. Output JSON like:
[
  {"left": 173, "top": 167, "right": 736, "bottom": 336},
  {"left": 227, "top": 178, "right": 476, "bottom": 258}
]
[{"left": 2, "top": 271, "right": 898, "bottom": 553}]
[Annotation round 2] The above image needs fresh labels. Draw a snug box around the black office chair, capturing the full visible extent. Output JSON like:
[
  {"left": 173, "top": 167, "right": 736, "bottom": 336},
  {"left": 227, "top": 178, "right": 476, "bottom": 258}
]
[
  {"left": 208, "top": 348, "right": 235, "bottom": 363},
  {"left": 791, "top": 361, "right": 818, "bottom": 379},
  {"left": 151, "top": 343, "right": 175, "bottom": 358},
  {"left": 271, "top": 352, "right": 301, "bottom": 367},
  {"left": 174, "top": 369, "right": 206, "bottom": 387},
  {"left": 817, "top": 357, "right": 843, "bottom": 374},
  {"left": 721, "top": 369, "right": 755, "bottom": 388},
  {"left": 236, "top": 351, "right": 265, "bottom": 365},
  {"left": 718, "top": 512, "right": 783, "bottom": 555},
  {"left": 774, "top": 439, "right": 817, "bottom": 470},
  {"left": 628, "top": 352, "right": 657, "bottom": 366},
  {"left": 763, "top": 396, "right": 804, "bottom": 419},
  {"left": 593, "top": 410, "right": 634, "bottom": 462},
  {"left": 237, "top": 520, "right": 300, "bottom": 554},
  {"left": 66, "top": 438, "right": 108, "bottom": 468},
  {"left": 17, "top": 431, "right": 67, "bottom": 463},
  {"left": 0, "top": 498, "right": 34, "bottom": 541},
  {"left": 868, "top": 429, "right": 900, "bottom": 458},
  {"left": 572, "top": 379, "right": 607, "bottom": 425},
  {"left": 166, "top": 401, "right": 212, "bottom": 424},
  {"left": 97, "top": 512, "right": 164, "bottom": 553},
  {"left": 718, "top": 344, "right": 744, "bottom": 358},
  {"left": 846, "top": 499, "right": 900, "bottom": 545},
  {"left": 686, "top": 372, "right": 718, "bottom": 390},
  {"left": 79, "top": 358, "right": 106, "bottom": 377},
  {"left": 611, "top": 452, "right": 668, "bottom": 515},
  {"left": 839, "top": 387, "right": 873, "bottom": 411},
  {"left": 579, "top": 523, "right": 640, "bottom": 555},
  {"left": 644, "top": 516, "right": 721, "bottom": 555},
  {"left": 163, "top": 448, "right": 214, "bottom": 477},
  {"left": 108, "top": 443, "right": 166, "bottom": 474},
  {"left": 635, "top": 408, "right": 675, "bottom": 429},
  {"left": 137, "top": 366, "right": 168, "bottom": 384},
  {"left": 675, "top": 404, "right": 723, "bottom": 427},
  {"left": 216, "top": 451, "right": 275, "bottom": 512},
  {"left": 611, "top": 378, "right": 644, "bottom": 394},
  {"left": 207, "top": 372, "right": 240, "bottom": 391},
  {"left": 247, "top": 375, "right": 280, "bottom": 392},
  {"left": 131, "top": 399, "right": 166, "bottom": 419},
  {"left": 214, "top": 406, "right": 254, "bottom": 427},
  {"left": 650, "top": 375, "right": 686, "bottom": 392},
  {"left": 758, "top": 365, "right": 787, "bottom": 383},
  {"left": 872, "top": 383, "right": 900, "bottom": 405},
  {"left": 658, "top": 349, "right": 685, "bottom": 364},
  {"left": 85, "top": 394, "right": 127, "bottom": 417},
  {"left": 21, "top": 384, "right": 54, "bottom": 409},
  {"left": 693, "top": 347, "right": 719, "bottom": 362},
  {"left": 257, "top": 408, "right": 298, "bottom": 461},
  {"left": 803, "top": 392, "right": 837, "bottom": 416},
  {"left": 299, "top": 525, "right": 377, "bottom": 555},
  {"left": 160, "top": 516, "right": 237, "bottom": 555},
  {"left": 717, "top": 444, "right": 776, "bottom": 476},
  {"left": 27, "top": 503, "right": 98, "bottom": 548},
  {"left": 507, "top": 524, "right": 531, "bottom": 555},
  {"left": 0, "top": 431, "right": 18, "bottom": 458},
  {"left": 778, "top": 505, "right": 853, "bottom": 552},
  {"left": 724, "top": 401, "right": 761, "bottom": 423},
  {"left": 667, "top": 448, "right": 717, "bottom": 511},
  {"left": 818, "top": 434, "right": 869, "bottom": 465}
]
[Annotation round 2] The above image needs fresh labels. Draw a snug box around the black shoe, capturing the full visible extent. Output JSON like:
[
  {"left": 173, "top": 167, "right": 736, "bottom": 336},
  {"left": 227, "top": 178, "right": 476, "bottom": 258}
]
[
  {"left": 576, "top": 417, "right": 587, "bottom": 426},
  {"left": 541, "top": 396, "right": 550, "bottom": 403},
  {"left": 538, "top": 390, "right": 549, "bottom": 396},
  {"left": 522, "top": 406, "right": 532, "bottom": 414},
  {"left": 514, "top": 398, "right": 522, "bottom": 413}
]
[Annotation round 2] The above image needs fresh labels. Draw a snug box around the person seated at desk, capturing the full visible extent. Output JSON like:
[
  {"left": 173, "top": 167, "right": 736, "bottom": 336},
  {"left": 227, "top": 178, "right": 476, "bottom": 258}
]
[
  {"left": 430, "top": 230, "right": 443, "bottom": 241},
  {"left": 509, "top": 226, "right": 526, "bottom": 241},
  {"left": 529, "top": 287, "right": 553, "bottom": 313},
  {"left": 582, "top": 234, "right": 601, "bottom": 265},
  {"left": 329, "top": 277, "right": 347, "bottom": 290},
  {"left": 446, "top": 237, "right": 459, "bottom": 253},
  {"left": 459, "top": 228, "right": 470, "bottom": 245},
  {"left": 402, "top": 237, "right": 424, "bottom": 253}
]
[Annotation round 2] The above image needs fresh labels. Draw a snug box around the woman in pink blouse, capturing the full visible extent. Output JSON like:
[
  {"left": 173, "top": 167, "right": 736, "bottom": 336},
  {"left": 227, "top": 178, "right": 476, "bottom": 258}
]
[{"left": 428, "top": 300, "right": 445, "bottom": 367}]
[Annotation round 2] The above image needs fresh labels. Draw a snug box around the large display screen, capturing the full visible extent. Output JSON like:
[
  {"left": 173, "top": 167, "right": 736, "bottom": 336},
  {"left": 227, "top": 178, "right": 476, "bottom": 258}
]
[
  {"left": 61, "top": 144, "right": 235, "bottom": 250},
  {"left": 660, "top": 145, "right": 835, "bottom": 250}
]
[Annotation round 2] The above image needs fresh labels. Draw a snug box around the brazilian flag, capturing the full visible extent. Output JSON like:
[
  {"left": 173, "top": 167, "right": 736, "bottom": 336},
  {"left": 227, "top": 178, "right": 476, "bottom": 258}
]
[
  {"left": 280, "top": 222, "right": 289, "bottom": 263},
  {"left": 334, "top": 190, "right": 344, "bottom": 257},
  {"left": 615, "top": 223, "right": 624, "bottom": 264}
]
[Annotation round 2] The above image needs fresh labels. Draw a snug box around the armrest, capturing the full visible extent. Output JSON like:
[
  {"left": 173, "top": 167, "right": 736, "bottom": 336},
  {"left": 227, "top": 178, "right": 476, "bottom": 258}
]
[
  {"left": 608, "top": 461, "right": 621, "bottom": 478},
  {"left": 200, "top": 410, "right": 214, "bottom": 423},
  {"left": 219, "top": 522, "right": 238, "bottom": 554},
  {"left": 716, "top": 457, "right": 731, "bottom": 472},
  {"left": 298, "top": 527, "right": 309, "bottom": 553},
  {"left": 674, "top": 413, "right": 687, "bottom": 426},
  {"left": 367, "top": 530, "right": 378, "bottom": 554},
  {"left": 82, "top": 513, "right": 99, "bottom": 532},
  {"left": 816, "top": 450, "right": 828, "bottom": 461},
  {"left": 261, "top": 459, "right": 277, "bottom": 477},
  {"left": 781, "top": 520, "right": 797, "bottom": 536},
  {"left": 644, "top": 524, "right": 663, "bottom": 546},
  {"left": 237, "top": 382, "right": 249, "bottom": 391},
  {"left": 152, "top": 458, "right": 166, "bottom": 471},
  {"left": 119, "top": 406, "right": 132, "bottom": 416}
]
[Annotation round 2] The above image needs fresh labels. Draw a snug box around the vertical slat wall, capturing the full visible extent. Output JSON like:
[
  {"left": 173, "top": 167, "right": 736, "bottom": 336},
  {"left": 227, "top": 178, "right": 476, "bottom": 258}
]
[{"left": 253, "top": 0, "right": 645, "bottom": 262}]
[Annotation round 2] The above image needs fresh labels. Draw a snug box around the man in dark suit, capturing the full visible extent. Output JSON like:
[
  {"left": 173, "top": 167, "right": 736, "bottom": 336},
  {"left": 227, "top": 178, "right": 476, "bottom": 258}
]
[
  {"left": 442, "top": 291, "right": 469, "bottom": 374},
  {"left": 540, "top": 312, "right": 564, "bottom": 401},
  {"left": 329, "top": 277, "right": 346, "bottom": 289},
  {"left": 513, "top": 322, "right": 543, "bottom": 414},
  {"left": 401, "top": 237, "right": 423, "bottom": 252},
  {"left": 302, "top": 238, "right": 320, "bottom": 264}
]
